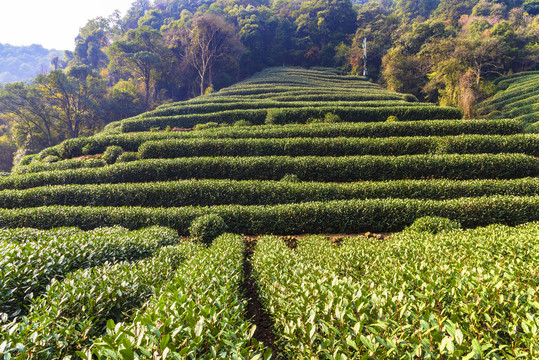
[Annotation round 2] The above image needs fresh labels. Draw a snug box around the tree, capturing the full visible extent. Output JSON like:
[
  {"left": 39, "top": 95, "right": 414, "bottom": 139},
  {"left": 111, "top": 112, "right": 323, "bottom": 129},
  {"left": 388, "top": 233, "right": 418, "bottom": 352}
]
[
  {"left": 105, "top": 80, "right": 146, "bottom": 122},
  {"left": 108, "top": 26, "right": 166, "bottom": 109},
  {"left": 394, "top": 0, "right": 441, "bottom": 20},
  {"left": 523, "top": 0, "right": 539, "bottom": 15},
  {"left": 0, "top": 82, "right": 57, "bottom": 150},
  {"left": 294, "top": 0, "right": 357, "bottom": 66},
  {"left": 138, "top": 9, "right": 165, "bottom": 29},
  {"left": 36, "top": 67, "right": 106, "bottom": 138},
  {"left": 381, "top": 47, "right": 429, "bottom": 98},
  {"left": 122, "top": 0, "right": 152, "bottom": 30},
  {"left": 349, "top": 2, "right": 401, "bottom": 80},
  {"left": 183, "top": 14, "right": 244, "bottom": 95}
]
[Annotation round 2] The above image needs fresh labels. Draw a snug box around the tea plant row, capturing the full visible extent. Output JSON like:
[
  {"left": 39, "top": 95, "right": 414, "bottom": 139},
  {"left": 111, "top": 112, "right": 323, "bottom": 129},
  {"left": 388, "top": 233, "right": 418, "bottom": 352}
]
[
  {"left": 0, "top": 226, "right": 178, "bottom": 317},
  {"left": 85, "top": 233, "right": 268, "bottom": 360},
  {"left": 137, "top": 134, "right": 539, "bottom": 159},
  {"left": 0, "top": 195, "right": 537, "bottom": 234},
  {"left": 3, "top": 153, "right": 537, "bottom": 191},
  {"left": 113, "top": 105, "right": 461, "bottom": 133},
  {"left": 1, "top": 241, "right": 202, "bottom": 359},
  {"left": 252, "top": 222, "right": 539, "bottom": 358},
  {"left": 30, "top": 118, "right": 522, "bottom": 162},
  {"left": 0, "top": 178, "right": 537, "bottom": 209}
]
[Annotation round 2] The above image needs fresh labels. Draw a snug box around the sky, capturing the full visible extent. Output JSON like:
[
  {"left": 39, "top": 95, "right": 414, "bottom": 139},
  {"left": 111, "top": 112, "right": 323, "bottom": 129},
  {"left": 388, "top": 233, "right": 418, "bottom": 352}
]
[{"left": 0, "top": 0, "right": 135, "bottom": 51}]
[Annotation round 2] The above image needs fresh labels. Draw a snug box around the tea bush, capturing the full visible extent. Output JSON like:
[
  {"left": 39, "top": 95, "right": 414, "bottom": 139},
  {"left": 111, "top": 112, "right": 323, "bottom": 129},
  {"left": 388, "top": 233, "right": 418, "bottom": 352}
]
[
  {"left": 101, "top": 145, "right": 123, "bottom": 164},
  {"left": 138, "top": 134, "right": 539, "bottom": 159},
  {"left": 40, "top": 119, "right": 523, "bottom": 160},
  {"left": 0, "top": 240, "right": 202, "bottom": 359},
  {"left": 403, "top": 216, "right": 462, "bottom": 233},
  {"left": 0, "top": 195, "right": 536, "bottom": 234},
  {"left": 272, "top": 222, "right": 539, "bottom": 358},
  {"left": 0, "top": 226, "right": 178, "bottom": 317},
  {"left": 87, "top": 234, "right": 269, "bottom": 360},
  {"left": 1, "top": 154, "right": 536, "bottom": 191},
  {"left": 188, "top": 214, "right": 228, "bottom": 245},
  {"left": 0, "top": 178, "right": 537, "bottom": 209}
]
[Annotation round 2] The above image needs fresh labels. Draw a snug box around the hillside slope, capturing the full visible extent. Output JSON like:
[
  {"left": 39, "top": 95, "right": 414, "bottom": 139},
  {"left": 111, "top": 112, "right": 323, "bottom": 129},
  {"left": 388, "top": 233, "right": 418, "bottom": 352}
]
[
  {"left": 1, "top": 67, "right": 539, "bottom": 360},
  {"left": 478, "top": 71, "right": 539, "bottom": 133},
  {"left": 101, "top": 67, "right": 462, "bottom": 134},
  {"left": 1, "top": 66, "right": 536, "bottom": 234}
]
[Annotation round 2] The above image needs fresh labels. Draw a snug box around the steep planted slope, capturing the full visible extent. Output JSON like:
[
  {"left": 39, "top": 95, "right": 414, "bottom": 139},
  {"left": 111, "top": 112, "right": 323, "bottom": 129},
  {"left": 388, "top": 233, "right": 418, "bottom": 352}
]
[
  {"left": 478, "top": 71, "right": 539, "bottom": 132},
  {"left": 1, "top": 66, "right": 538, "bottom": 234},
  {"left": 101, "top": 67, "right": 462, "bottom": 133}
]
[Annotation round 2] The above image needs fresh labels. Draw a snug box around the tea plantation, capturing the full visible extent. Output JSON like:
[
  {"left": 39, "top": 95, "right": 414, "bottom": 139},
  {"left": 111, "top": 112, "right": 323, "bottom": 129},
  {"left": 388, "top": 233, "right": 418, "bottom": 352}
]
[
  {"left": 478, "top": 71, "right": 539, "bottom": 133},
  {"left": 1, "top": 67, "right": 538, "bottom": 359}
]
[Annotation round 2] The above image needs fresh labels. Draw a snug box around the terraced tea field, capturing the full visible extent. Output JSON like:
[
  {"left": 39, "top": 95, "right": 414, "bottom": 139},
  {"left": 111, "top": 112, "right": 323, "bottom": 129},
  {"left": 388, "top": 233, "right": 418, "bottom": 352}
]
[
  {"left": 1, "top": 67, "right": 538, "bottom": 358},
  {"left": 478, "top": 70, "right": 539, "bottom": 133}
]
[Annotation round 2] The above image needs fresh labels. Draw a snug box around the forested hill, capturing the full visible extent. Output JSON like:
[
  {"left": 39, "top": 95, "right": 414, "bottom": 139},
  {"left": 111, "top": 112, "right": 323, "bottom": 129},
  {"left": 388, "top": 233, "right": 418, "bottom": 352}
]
[
  {"left": 1, "top": 0, "right": 539, "bottom": 161},
  {"left": 0, "top": 44, "right": 64, "bottom": 83}
]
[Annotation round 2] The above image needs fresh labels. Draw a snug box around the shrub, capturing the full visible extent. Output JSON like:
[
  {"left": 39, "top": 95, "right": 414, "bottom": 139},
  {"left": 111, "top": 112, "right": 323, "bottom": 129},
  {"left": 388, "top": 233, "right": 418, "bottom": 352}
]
[
  {"left": 402, "top": 93, "right": 418, "bottom": 102},
  {"left": 0, "top": 196, "right": 537, "bottom": 235},
  {"left": 139, "top": 134, "right": 539, "bottom": 160},
  {"left": 264, "top": 106, "right": 462, "bottom": 125},
  {"left": 404, "top": 216, "right": 462, "bottom": 234},
  {"left": 88, "top": 234, "right": 267, "bottom": 359},
  {"left": 189, "top": 214, "right": 228, "bottom": 245},
  {"left": 525, "top": 121, "right": 539, "bottom": 133},
  {"left": 194, "top": 121, "right": 219, "bottom": 130},
  {"left": 42, "top": 119, "right": 525, "bottom": 159},
  {"left": 43, "top": 155, "right": 59, "bottom": 163},
  {"left": 324, "top": 112, "right": 341, "bottom": 123},
  {"left": 17, "top": 154, "right": 36, "bottom": 166},
  {"left": 101, "top": 146, "right": 123, "bottom": 164},
  {"left": 11, "top": 158, "right": 107, "bottom": 175},
  {"left": 116, "top": 152, "right": 140, "bottom": 163},
  {"left": 0, "top": 153, "right": 536, "bottom": 191},
  {"left": 0, "top": 178, "right": 537, "bottom": 209},
  {"left": 233, "top": 119, "right": 252, "bottom": 126},
  {"left": 82, "top": 143, "right": 96, "bottom": 155},
  {"left": 386, "top": 115, "right": 399, "bottom": 122}
]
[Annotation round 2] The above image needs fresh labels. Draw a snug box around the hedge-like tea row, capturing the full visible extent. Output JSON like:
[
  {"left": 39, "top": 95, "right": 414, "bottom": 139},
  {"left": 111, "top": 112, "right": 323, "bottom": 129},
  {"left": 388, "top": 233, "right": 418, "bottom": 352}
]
[
  {"left": 87, "top": 234, "right": 269, "bottom": 360},
  {"left": 139, "top": 134, "right": 539, "bottom": 159},
  {"left": 251, "top": 235, "right": 334, "bottom": 359},
  {"left": 1, "top": 178, "right": 537, "bottom": 209},
  {"left": 493, "top": 70, "right": 539, "bottom": 85},
  {"left": 256, "top": 223, "right": 539, "bottom": 358},
  {"left": 42, "top": 119, "right": 522, "bottom": 160},
  {"left": 1, "top": 154, "right": 536, "bottom": 190},
  {"left": 265, "top": 106, "right": 463, "bottom": 125},
  {"left": 120, "top": 109, "right": 269, "bottom": 132},
  {"left": 0, "top": 241, "right": 202, "bottom": 359},
  {"left": 0, "top": 226, "right": 179, "bottom": 317},
  {"left": 12, "top": 158, "right": 106, "bottom": 175},
  {"left": 478, "top": 72, "right": 539, "bottom": 120},
  {"left": 0, "top": 196, "right": 536, "bottom": 234},
  {"left": 0, "top": 227, "right": 81, "bottom": 243},
  {"left": 151, "top": 92, "right": 408, "bottom": 111},
  {"left": 220, "top": 90, "right": 408, "bottom": 101},
  {"left": 141, "top": 100, "right": 428, "bottom": 118},
  {"left": 117, "top": 105, "right": 462, "bottom": 133}
]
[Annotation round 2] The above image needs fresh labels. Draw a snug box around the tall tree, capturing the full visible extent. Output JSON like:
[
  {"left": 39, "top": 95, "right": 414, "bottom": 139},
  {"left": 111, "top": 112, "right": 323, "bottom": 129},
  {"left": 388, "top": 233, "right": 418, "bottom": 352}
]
[
  {"left": 0, "top": 82, "right": 57, "bottom": 149},
  {"left": 183, "top": 14, "right": 244, "bottom": 95},
  {"left": 36, "top": 67, "right": 106, "bottom": 138},
  {"left": 108, "top": 26, "right": 166, "bottom": 109}
]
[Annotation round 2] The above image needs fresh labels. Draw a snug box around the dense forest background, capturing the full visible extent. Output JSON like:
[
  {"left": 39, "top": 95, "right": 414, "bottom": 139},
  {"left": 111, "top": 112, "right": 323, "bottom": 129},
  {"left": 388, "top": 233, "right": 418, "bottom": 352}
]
[{"left": 1, "top": 0, "right": 539, "bottom": 170}]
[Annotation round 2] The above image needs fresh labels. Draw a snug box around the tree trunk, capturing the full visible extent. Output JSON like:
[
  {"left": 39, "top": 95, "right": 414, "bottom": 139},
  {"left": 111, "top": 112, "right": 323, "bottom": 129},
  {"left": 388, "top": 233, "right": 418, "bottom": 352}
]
[{"left": 200, "top": 72, "right": 205, "bottom": 96}]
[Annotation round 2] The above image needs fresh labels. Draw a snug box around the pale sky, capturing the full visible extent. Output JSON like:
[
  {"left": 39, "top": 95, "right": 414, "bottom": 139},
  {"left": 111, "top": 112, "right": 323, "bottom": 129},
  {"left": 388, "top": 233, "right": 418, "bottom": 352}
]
[{"left": 0, "top": 0, "right": 136, "bottom": 51}]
